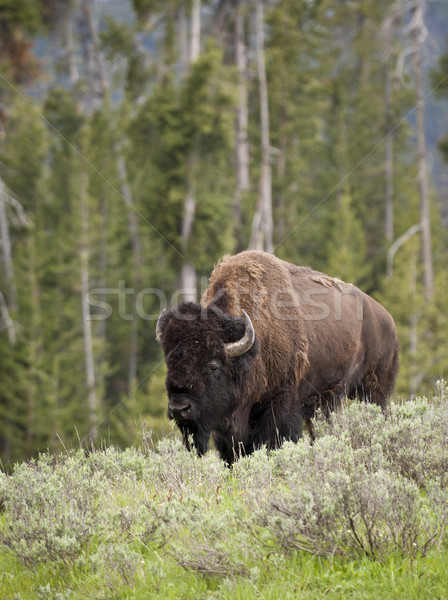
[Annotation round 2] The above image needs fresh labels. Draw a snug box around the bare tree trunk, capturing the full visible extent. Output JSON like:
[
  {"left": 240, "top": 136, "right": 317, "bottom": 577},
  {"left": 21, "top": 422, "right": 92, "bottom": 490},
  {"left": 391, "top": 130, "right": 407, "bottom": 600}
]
[
  {"left": 181, "top": 151, "right": 197, "bottom": 252},
  {"left": 80, "top": 186, "right": 98, "bottom": 440},
  {"left": 117, "top": 153, "right": 142, "bottom": 389},
  {"left": 275, "top": 108, "right": 288, "bottom": 241},
  {"left": 120, "top": 165, "right": 142, "bottom": 391},
  {"left": 25, "top": 233, "right": 40, "bottom": 455},
  {"left": 96, "top": 189, "right": 108, "bottom": 385},
  {"left": 234, "top": 0, "right": 250, "bottom": 233},
  {"left": 82, "top": 0, "right": 108, "bottom": 97},
  {"left": 64, "top": 0, "right": 80, "bottom": 86},
  {"left": 384, "top": 59, "right": 394, "bottom": 242},
  {"left": 79, "top": 0, "right": 109, "bottom": 111},
  {"left": 178, "top": 4, "right": 189, "bottom": 77},
  {"left": 76, "top": 0, "right": 103, "bottom": 435},
  {"left": 180, "top": 0, "right": 201, "bottom": 302},
  {"left": 190, "top": 0, "right": 201, "bottom": 64},
  {"left": 408, "top": 252, "right": 424, "bottom": 395},
  {"left": 0, "top": 291, "right": 16, "bottom": 344},
  {"left": 180, "top": 150, "right": 198, "bottom": 301},
  {"left": 0, "top": 180, "right": 17, "bottom": 312},
  {"left": 249, "top": 0, "right": 273, "bottom": 253},
  {"left": 387, "top": 223, "right": 421, "bottom": 279},
  {"left": 410, "top": 0, "right": 434, "bottom": 300}
]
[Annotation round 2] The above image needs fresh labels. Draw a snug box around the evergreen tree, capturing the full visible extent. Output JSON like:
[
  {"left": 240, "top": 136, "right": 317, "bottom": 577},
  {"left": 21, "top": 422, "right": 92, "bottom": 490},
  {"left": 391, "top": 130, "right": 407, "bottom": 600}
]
[
  {"left": 0, "top": 97, "right": 50, "bottom": 462},
  {"left": 431, "top": 37, "right": 448, "bottom": 164},
  {"left": 326, "top": 190, "right": 370, "bottom": 286}
]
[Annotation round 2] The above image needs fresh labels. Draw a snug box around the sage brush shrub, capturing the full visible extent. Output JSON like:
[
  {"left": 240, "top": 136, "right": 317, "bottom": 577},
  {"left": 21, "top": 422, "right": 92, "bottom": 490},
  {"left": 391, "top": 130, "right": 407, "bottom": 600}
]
[
  {"left": 2, "top": 387, "right": 448, "bottom": 584},
  {"left": 313, "top": 387, "right": 448, "bottom": 490},
  {"left": 165, "top": 493, "right": 256, "bottom": 577},
  {"left": 89, "top": 542, "right": 141, "bottom": 589},
  {"left": 382, "top": 398, "right": 448, "bottom": 489},
  {"left": 249, "top": 438, "right": 441, "bottom": 560},
  {"left": 0, "top": 453, "right": 107, "bottom": 567}
]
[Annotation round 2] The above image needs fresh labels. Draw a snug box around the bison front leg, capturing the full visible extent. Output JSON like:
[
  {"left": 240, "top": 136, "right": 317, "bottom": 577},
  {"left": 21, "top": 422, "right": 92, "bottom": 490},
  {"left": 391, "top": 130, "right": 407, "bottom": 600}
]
[
  {"left": 213, "top": 432, "right": 243, "bottom": 466},
  {"left": 249, "top": 390, "right": 303, "bottom": 451}
]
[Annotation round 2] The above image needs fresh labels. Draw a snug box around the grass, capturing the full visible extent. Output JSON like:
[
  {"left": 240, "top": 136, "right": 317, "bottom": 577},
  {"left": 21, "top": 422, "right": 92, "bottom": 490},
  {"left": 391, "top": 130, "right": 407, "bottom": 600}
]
[
  {"left": 2, "top": 541, "right": 448, "bottom": 599},
  {"left": 2, "top": 385, "right": 448, "bottom": 599}
]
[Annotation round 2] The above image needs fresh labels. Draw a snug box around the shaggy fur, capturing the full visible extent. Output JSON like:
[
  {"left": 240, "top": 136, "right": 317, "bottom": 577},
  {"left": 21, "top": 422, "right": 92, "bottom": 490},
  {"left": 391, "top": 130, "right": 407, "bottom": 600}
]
[{"left": 158, "top": 251, "right": 399, "bottom": 464}]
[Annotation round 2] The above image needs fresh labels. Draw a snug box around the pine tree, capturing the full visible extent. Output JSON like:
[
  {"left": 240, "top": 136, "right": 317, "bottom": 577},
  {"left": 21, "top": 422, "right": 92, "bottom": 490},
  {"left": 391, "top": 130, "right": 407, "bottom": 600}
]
[
  {"left": 431, "top": 34, "right": 448, "bottom": 164},
  {"left": 0, "top": 97, "right": 51, "bottom": 462},
  {"left": 326, "top": 191, "right": 370, "bottom": 286}
]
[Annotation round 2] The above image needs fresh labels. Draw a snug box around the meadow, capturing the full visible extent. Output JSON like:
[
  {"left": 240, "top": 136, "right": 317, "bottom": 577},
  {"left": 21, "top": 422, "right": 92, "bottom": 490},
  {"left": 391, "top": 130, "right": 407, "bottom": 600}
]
[{"left": 2, "top": 383, "right": 448, "bottom": 599}]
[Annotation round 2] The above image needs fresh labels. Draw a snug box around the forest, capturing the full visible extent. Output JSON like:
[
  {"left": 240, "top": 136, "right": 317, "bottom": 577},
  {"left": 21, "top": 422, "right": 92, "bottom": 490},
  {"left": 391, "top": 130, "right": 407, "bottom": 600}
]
[{"left": 0, "top": 0, "right": 448, "bottom": 464}]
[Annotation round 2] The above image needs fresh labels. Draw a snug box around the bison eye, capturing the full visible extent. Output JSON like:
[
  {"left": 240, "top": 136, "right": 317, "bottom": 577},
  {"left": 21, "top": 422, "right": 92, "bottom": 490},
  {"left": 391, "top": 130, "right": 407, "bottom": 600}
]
[{"left": 208, "top": 359, "right": 222, "bottom": 373}]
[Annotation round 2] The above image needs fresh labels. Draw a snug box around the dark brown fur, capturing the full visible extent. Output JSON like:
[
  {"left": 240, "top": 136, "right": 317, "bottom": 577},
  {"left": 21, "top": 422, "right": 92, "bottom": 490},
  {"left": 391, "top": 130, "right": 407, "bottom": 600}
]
[{"left": 158, "top": 251, "right": 399, "bottom": 464}]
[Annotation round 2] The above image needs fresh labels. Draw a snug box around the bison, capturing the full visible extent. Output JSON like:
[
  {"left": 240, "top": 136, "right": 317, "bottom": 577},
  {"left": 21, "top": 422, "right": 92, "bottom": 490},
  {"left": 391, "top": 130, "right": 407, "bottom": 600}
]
[{"left": 156, "top": 251, "right": 399, "bottom": 464}]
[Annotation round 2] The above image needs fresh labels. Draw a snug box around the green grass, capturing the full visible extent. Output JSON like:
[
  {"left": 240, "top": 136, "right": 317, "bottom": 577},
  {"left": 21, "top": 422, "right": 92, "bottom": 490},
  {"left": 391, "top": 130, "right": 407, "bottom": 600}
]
[
  {"left": 2, "top": 541, "right": 448, "bottom": 599},
  {"left": 2, "top": 391, "right": 448, "bottom": 599}
]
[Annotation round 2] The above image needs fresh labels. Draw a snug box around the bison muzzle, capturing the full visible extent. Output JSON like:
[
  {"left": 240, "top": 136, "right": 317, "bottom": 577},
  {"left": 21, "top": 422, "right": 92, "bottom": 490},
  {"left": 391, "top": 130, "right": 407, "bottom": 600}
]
[{"left": 156, "top": 251, "right": 399, "bottom": 465}]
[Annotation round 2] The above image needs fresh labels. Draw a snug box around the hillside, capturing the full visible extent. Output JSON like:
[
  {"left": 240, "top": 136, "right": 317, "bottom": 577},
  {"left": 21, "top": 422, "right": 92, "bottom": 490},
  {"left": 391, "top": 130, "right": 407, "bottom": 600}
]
[{"left": 1, "top": 391, "right": 448, "bottom": 599}]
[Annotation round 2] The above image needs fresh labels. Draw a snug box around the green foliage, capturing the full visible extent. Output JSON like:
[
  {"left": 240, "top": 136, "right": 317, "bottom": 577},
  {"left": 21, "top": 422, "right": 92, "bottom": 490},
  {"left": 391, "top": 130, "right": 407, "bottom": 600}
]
[
  {"left": 0, "top": 453, "right": 106, "bottom": 567},
  {"left": 131, "top": 0, "right": 168, "bottom": 22},
  {"left": 181, "top": 42, "right": 236, "bottom": 154},
  {"left": 0, "top": 0, "right": 43, "bottom": 35},
  {"left": 432, "top": 40, "right": 448, "bottom": 163},
  {"left": 325, "top": 190, "right": 370, "bottom": 285},
  {"left": 44, "top": 87, "right": 85, "bottom": 145},
  {"left": 0, "top": 99, "right": 47, "bottom": 203},
  {"left": 126, "top": 41, "right": 236, "bottom": 270}
]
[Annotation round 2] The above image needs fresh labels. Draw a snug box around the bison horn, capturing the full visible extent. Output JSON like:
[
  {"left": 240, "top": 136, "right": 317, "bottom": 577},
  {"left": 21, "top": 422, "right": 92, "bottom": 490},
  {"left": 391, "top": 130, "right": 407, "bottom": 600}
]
[
  {"left": 155, "top": 309, "right": 167, "bottom": 343},
  {"left": 224, "top": 310, "right": 255, "bottom": 358}
]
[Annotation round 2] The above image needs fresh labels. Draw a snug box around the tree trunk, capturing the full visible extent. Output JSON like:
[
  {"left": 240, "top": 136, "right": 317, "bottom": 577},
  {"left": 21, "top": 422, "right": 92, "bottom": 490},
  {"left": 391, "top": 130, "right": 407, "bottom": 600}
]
[
  {"left": 178, "top": 4, "right": 189, "bottom": 77},
  {"left": 25, "top": 233, "right": 40, "bottom": 455},
  {"left": 410, "top": 1, "right": 434, "bottom": 300},
  {"left": 80, "top": 186, "right": 98, "bottom": 441},
  {"left": 179, "top": 0, "right": 202, "bottom": 302},
  {"left": 234, "top": 0, "right": 250, "bottom": 235},
  {"left": 275, "top": 111, "right": 287, "bottom": 241},
  {"left": 190, "top": 0, "right": 201, "bottom": 64},
  {"left": 77, "top": 1, "right": 104, "bottom": 436},
  {"left": 82, "top": 0, "right": 108, "bottom": 97},
  {"left": 386, "top": 223, "right": 421, "bottom": 279},
  {"left": 0, "top": 291, "right": 16, "bottom": 345},
  {"left": 79, "top": 0, "right": 108, "bottom": 111},
  {"left": 180, "top": 150, "right": 198, "bottom": 301},
  {"left": 408, "top": 252, "right": 423, "bottom": 396},
  {"left": 249, "top": 0, "right": 273, "bottom": 253},
  {"left": 117, "top": 153, "right": 142, "bottom": 390},
  {"left": 96, "top": 188, "right": 108, "bottom": 387},
  {"left": 384, "top": 58, "right": 394, "bottom": 242},
  {"left": 0, "top": 179, "right": 17, "bottom": 312},
  {"left": 64, "top": 0, "right": 80, "bottom": 86}
]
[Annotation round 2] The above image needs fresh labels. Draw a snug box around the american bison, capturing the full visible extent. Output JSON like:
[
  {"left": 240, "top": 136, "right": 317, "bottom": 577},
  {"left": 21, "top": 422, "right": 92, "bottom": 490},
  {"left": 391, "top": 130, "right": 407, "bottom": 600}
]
[{"left": 156, "top": 251, "right": 399, "bottom": 464}]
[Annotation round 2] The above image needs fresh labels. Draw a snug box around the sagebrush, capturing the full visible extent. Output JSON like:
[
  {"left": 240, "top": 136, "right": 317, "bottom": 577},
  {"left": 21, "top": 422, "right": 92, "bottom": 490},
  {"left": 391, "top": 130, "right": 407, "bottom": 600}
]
[{"left": 1, "top": 386, "right": 448, "bottom": 594}]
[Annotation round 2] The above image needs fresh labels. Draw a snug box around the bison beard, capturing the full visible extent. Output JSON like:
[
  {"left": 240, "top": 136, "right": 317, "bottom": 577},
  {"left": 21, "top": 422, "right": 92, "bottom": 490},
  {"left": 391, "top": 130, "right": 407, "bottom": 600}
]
[{"left": 156, "top": 251, "right": 399, "bottom": 465}]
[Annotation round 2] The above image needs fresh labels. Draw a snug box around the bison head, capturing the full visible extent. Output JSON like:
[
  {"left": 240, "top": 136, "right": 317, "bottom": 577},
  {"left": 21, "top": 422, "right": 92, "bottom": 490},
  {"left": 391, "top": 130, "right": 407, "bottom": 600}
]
[{"left": 156, "top": 302, "right": 256, "bottom": 455}]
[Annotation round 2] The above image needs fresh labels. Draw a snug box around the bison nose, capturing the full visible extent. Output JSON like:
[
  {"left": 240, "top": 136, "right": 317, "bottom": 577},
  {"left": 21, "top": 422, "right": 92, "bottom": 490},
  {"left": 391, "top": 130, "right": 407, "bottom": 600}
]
[{"left": 168, "top": 400, "right": 192, "bottom": 420}]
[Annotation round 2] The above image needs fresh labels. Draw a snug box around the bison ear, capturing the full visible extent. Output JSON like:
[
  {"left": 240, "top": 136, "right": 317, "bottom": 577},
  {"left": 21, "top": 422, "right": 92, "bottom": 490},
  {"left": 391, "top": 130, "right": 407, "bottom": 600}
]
[{"left": 155, "top": 309, "right": 170, "bottom": 343}]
